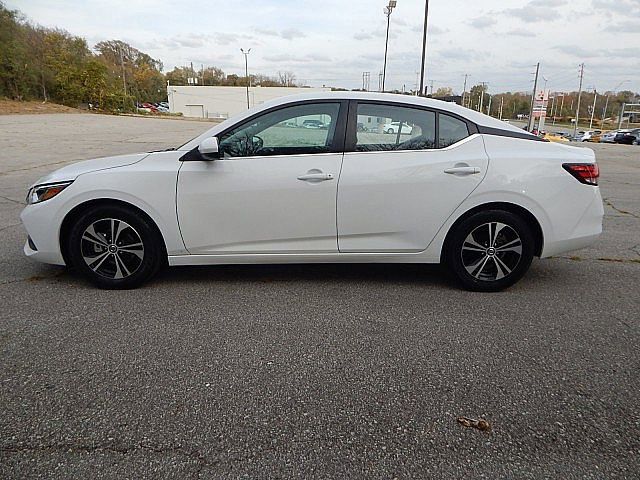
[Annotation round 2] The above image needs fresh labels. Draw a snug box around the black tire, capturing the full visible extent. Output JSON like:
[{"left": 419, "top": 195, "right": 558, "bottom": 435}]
[
  {"left": 445, "top": 210, "right": 535, "bottom": 292},
  {"left": 67, "top": 204, "right": 165, "bottom": 289}
]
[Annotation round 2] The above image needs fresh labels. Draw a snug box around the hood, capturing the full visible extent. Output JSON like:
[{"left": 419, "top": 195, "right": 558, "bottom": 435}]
[{"left": 32, "top": 153, "right": 149, "bottom": 186}]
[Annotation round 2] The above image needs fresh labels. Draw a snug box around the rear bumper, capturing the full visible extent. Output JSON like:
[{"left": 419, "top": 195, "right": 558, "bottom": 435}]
[{"left": 541, "top": 187, "right": 604, "bottom": 258}]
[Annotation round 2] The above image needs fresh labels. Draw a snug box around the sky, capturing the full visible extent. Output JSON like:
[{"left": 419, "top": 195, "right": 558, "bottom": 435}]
[{"left": 7, "top": 0, "right": 640, "bottom": 94}]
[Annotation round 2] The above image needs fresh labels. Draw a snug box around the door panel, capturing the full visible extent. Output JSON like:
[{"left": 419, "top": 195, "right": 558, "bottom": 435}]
[
  {"left": 178, "top": 154, "right": 342, "bottom": 254},
  {"left": 337, "top": 135, "right": 489, "bottom": 252}
]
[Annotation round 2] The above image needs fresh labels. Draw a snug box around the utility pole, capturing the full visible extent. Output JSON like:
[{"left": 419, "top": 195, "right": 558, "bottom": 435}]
[
  {"left": 479, "top": 82, "right": 487, "bottom": 113},
  {"left": 601, "top": 94, "right": 609, "bottom": 129},
  {"left": 240, "top": 48, "right": 251, "bottom": 109},
  {"left": 418, "top": 0, "right": 429, "bottom": 96},
  {"left": 462, "top": 74, "right": 469, "bottom": 108},
  {"left": 118, "top": 45, "right": 127, "bottom": 110},
  {"left": 382, "top": 0, "right": 397, "bottom": 93},
  {"left": 589, "top": 89, "right": 597, "bottom": 129},
  {"left": 499, "top": 96, "right": 504, "bottom": 120},
  {"left": 528, "top": 62, "right": 540, "bottom": 132},
  {"left": 602, "top": 80, "right": 629, "bottom": 129},
  {"left": 429, "top": 80, "right": 434, "bottom": 96},
  {"left": 554, "top": 94, "right": 564, "bottom": 125},
  {"left": 573, "top": 63, "right": 584, "bottom": 137},
  {"left": 487, "top": 94, "right": 493, "bottom": 116}
]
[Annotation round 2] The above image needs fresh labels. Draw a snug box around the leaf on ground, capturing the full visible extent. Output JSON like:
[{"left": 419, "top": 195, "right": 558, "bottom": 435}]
[{"left": 457, "top": 416, "right": 491, "bottom": 432}]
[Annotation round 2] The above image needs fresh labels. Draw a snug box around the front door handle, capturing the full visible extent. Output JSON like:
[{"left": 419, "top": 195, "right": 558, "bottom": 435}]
[
  {"left": 297, "top": 171, "right": 334, "bottom": 182},
  {"left": 444, "top": 166, "right": 481, "bottom": 175}
]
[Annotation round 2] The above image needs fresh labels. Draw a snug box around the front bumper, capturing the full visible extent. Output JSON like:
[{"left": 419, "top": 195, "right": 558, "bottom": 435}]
[{"left": 20, "top": 203, "right": 66, "bottom": 266}]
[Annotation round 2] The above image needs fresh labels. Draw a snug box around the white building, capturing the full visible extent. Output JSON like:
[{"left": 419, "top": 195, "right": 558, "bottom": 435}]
[{"left": 167, "top": 85, "right": 332, "bottom": 120}]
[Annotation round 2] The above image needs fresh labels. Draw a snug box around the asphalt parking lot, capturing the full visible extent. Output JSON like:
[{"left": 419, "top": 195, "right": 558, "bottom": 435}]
[{"left": 1, "top": 113, "right": 639, "bottom": 479}]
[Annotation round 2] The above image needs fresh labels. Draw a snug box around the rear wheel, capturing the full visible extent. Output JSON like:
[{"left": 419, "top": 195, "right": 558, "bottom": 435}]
[
  {"left": 67, "top": 205, "right": 164, "bottom": 289},
  {"left": 445, "top": 210, "right": 535, "bottom": 292}
]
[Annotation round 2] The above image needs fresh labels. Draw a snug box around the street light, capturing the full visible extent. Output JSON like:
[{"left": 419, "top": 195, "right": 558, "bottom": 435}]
[
  {"left": 418, "top": 0, "right": 429, "bottom": 96},
  {"left": 381, "top": 0, "right": 397, "bottom": 92},
  {"left": 240, "top": 48, "right": 251, "bottom": 109}
]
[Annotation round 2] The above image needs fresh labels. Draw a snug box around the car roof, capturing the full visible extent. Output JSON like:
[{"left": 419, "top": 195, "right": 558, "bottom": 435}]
[{"left": 258, "top": 91, "right": 529, "bottom": 135}]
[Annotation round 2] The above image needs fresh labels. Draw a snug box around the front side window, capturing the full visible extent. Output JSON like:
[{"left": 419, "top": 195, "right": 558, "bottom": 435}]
[
  {"left": 439, "top": 114, "right": 470, "bottom": 148},
  {"left": 218, "top": 102, "right": 341, "bottom": 158},
  {"left": 354, "top": 103, "right": 436, "bottom": 152}
]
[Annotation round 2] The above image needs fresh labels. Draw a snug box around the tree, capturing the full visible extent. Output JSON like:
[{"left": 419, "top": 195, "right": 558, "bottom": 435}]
[
  {"left": 277, "top": 71, "right": 297, "bottom": 87},
  {"left": 434, "top": 87, "right": 454, "bottom": 97}
]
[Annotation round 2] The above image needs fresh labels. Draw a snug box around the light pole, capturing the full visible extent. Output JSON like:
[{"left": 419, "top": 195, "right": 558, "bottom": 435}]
[
  {"left": 382, "top": 0, "right": 397, "bottom": 92},
  {"left": 602, "top": 80, "right": 628, "bottom": 129},
  {"left": 240, "top": 48, "right": 251, "bottom": 109},
  {"left": 419, "top": 0, "right": 429, "bottom": 96}
]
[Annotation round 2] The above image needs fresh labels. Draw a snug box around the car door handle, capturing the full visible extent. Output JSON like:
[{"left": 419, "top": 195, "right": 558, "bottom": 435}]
[
  {"left": 297, "top": 172, "right": 334, "bottom": 181},
  {"left": 444, "top": 166, "right": 481, "bottom": 175}
]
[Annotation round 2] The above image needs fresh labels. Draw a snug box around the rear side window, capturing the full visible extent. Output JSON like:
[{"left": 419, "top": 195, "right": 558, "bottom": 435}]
[
  {"left": 354, "top": 103, "right": 436, "bottom": 152},
  {"left": 439, "top": 114, "right": 470, "bottom": 148}
]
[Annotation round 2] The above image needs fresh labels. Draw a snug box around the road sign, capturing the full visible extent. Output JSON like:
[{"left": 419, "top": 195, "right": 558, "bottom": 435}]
[{"left": 532, "top": 90, "right": 549, "bottom": 119}]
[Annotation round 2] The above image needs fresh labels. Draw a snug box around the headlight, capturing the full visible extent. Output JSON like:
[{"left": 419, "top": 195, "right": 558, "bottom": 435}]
[{"left": 27, "top": 181, "right": 73, "bottom": 205}]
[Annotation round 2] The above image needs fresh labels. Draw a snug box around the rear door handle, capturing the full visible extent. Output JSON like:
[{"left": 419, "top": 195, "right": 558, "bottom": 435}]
[
  {"left": 297, "top": 172, "right": 334, "bottom": 182},
  {"left": 444, "top": 166, "right": 481, "bottom": 175}
]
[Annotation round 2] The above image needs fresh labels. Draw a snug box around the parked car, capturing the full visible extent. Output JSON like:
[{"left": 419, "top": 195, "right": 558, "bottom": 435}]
[
  {"left": 141, "top": 102, "right": 158, "bottom": 113},
  {"left": 20, "top": 92, "right": 603, "bottom": 292},
  {"left": 573, "top": 130, "right": 599, "bottom": 142},
  {"left": 600, "top": 130, "right": 621, "bottom": 143},
  {"left": 302, "top": 119, "right": 324, "bottom": 129},
  {"left": 384, "top": 121, "right": 413, "bottom": 134},
  {"left": 587, "top": 131, "right": 603, "bottom": 143},
  {"left": 614, "top": 129, "right": 640, "bottom": 145},
  {"left": 544, "top": 132, "right": 569, "bottom": 143}
]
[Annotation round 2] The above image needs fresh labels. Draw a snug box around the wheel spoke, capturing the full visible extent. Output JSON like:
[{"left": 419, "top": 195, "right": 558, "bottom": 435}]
[
  {"left": 119, "top": 241, "right": 143, "bottom": 249},
  {"left": 119, "top": 247, "right": 144, "bottom": 260},
  {"left": 113, "top": 253, "right": 130, "bottom": 279},
  {"left": 494, "top": 255, "right": 513, "bottom": 279},
  {"left": 110, "top": 219, "right": 116, "bottom": 244},
  {"left": 496, "top": 241, "right": 522, "bottom": 254},
  {"left": 496, "top": 238, "right": 522, "bottom": 251},
  {"left": 465, "top": 255, "right": 490, "bottom": 278},
  {"left": 84, "top": 251, "right": 110, "bottom": 272},
  {"left": 491, "top": 222, "right": 507, "bottom": 247},
  {"left": 462, "top": 244, "right": 486, "bottom": 253},
  {"left": 83, "top": 224, "right": 108, "bottom": 246},
  {"left": 114, "top": 220, "right": 127, "bottom": 244}
]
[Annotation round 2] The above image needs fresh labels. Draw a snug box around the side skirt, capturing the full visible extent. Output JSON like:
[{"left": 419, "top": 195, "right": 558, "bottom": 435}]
[{"left": 168, "top": 252, "right": 440, "bottom": 266}]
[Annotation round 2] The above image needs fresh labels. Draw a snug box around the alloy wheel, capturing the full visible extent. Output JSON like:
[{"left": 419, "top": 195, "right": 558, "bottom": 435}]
[
  {"left": 460, "top": 222, "right": 523, "bottom": 282},
  {"left": 80, "top": 218, "right": 144, "bottom": 279}
]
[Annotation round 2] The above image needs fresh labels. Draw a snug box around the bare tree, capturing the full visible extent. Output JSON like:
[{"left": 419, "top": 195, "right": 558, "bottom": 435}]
[{"left": 277, "top": 71, "right": 297, "bottom": 87}]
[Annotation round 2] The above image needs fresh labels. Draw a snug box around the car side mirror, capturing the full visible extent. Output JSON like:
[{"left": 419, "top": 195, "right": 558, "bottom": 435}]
[{"left": 198, "top": 137, "right": 220, "bottom": 160}]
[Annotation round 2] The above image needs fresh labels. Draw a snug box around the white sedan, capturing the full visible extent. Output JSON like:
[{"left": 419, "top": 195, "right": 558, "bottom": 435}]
[
  {"left": 383, "top": 121, "right": 413, "bottom": 135},
  {"left": 21, "top": 92, "right": 603, "bottom": 291}
]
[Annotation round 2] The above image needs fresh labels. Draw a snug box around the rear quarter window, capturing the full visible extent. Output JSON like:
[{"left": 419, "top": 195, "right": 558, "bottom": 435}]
[{"left": 439, "top": 114, "right": 470, "bottom": 148}]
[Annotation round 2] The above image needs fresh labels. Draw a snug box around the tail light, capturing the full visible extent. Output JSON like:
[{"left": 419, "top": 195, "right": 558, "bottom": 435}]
[{"left": 562, "top": 163, "right": 599, "bottom": 186}]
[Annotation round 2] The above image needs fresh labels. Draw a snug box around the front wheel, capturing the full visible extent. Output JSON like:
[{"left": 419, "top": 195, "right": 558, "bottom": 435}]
[
  {"left": 445, "top": 210, "right": 535, "bottom": 292},
  {"left": 67, "top": 205, "right": 165, "bottom": 289}
]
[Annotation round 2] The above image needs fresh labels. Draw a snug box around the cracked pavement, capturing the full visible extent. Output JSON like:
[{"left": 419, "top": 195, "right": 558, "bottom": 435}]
[{"left": 1, "top": 114, "right": 639, "bottom": 479}]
